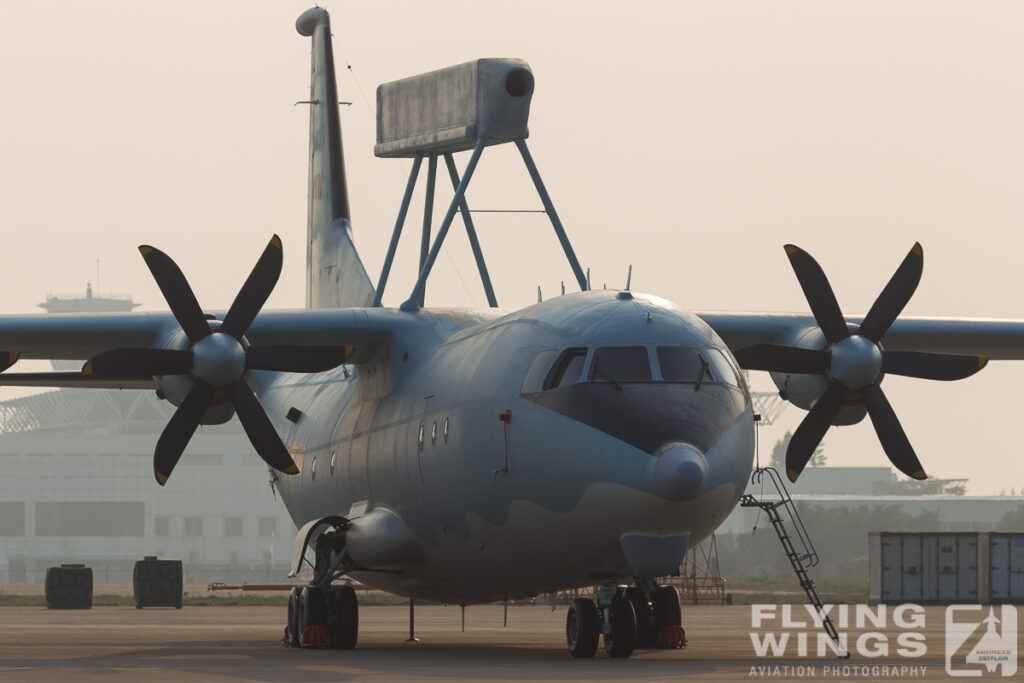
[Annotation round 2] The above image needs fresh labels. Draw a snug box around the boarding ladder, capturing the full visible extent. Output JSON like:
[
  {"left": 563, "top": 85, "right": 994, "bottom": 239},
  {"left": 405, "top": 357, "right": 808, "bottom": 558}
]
[{"left": 740, "top": 467, "right": 849, "bottom": 658}]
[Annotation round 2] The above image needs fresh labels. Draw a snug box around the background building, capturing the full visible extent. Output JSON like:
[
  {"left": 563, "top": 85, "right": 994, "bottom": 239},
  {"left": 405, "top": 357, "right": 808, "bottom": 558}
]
[{"left": 0, "top": 288, "right": 295, "bottom": 583}]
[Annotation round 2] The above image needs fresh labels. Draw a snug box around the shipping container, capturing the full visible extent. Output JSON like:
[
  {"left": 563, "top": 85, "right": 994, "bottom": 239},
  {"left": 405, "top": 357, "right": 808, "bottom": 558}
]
[
  {"left": 870, "top": 532, "right": 978, "bottom": 604},
  {"left": 989, "top": 533, "right": 1024, "bottom": 604}
]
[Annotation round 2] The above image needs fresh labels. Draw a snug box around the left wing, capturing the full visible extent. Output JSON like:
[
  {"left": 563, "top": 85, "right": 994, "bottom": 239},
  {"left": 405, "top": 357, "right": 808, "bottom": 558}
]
[{"left": 0, "top": 307, "right": 412, "bottom": 389}]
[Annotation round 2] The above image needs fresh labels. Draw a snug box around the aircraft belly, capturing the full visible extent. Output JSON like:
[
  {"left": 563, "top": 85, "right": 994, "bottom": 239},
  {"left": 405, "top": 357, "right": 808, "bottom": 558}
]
[
  {"left": 354, "top": 481, "right": 739, "bottom": 604},
  {"left": 352, "top": 400, "right": 753, "bottom": 604}
]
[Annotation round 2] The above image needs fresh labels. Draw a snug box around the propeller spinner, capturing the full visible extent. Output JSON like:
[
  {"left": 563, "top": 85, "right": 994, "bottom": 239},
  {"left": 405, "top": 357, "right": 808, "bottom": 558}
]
[
  {"left": 734, "top": 243, "right": 988, "bottom": 483},
  {"left": 84, "top": 235, "right": 352, "bottom": 485}
]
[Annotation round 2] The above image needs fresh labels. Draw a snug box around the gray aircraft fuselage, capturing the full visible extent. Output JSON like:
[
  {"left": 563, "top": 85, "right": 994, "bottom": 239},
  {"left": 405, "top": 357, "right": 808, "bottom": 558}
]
[{"left": 263, "top": 290, "right": 754, "bottom": 604}]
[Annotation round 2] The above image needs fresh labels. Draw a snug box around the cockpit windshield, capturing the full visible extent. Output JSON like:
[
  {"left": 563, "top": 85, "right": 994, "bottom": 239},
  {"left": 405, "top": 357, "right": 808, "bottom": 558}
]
[
  {"left": 523, "top": 344, "right": 743, "bottom": 394},
  {"left": 705, "top": 348, "right": 742, "bottom": 388},
  {"left": 657, "top": 346, "right": 704, "bottom": 381},
  {"left": 589, "top": 346, "right": 651, "bottom": 382},
  {"left": 542, "top": 348, "right": 588, "bottom": 390}
]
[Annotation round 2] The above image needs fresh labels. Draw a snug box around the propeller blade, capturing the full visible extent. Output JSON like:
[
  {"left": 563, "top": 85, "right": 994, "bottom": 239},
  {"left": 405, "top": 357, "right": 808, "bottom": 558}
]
[
  {"left": 220, "top": 235, "right": 283, "bottom": 339},
  {"left": 139, "top": 245, "right": 212, "bottom": 342},
  {"left": 153, "top": 381, "right": 213, "bottom": 486},
  {"left": 786, "top": 381, "right": 848, "bottom": 482},
  {"left": 882, "top": 350, "right": 988, "bottom": 381},
  {"left": 224, "top": 380, "right": 299, "bottom": 474},
  {"left": 1, "top": 351, "right": 19, "bottom": 373},
  {"left": 860, "top": 384, "right": 927, "bottom": 480},
  {"left": 84, "top": 348, "right": 193, "bottom": 376},
  {"left": 857, "top": 243, "right": 923, "bottom": 342},
  {"left": 245, "top": 345, "right": 354, "bottom": 373},
  {"left": 733, "top": 344, "right": 828, "bottom": 374},
  {"left": 784, "top": 244, "right": 851, "bottom": 344}
]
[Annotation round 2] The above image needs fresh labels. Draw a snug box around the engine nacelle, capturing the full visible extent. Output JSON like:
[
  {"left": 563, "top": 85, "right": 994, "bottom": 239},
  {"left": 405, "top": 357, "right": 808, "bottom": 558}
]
[
  {"left": 153, "top": 326, "right": 237, "bottom": 425},
  {"left": 768, "top": 327, "right": 867, "bottom": 427}
]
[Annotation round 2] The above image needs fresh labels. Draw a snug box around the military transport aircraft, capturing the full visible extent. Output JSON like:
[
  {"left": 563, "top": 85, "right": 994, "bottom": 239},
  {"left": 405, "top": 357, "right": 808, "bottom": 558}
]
[{"left": 2, "top": 6, "right": 1023, "bottom": 659}]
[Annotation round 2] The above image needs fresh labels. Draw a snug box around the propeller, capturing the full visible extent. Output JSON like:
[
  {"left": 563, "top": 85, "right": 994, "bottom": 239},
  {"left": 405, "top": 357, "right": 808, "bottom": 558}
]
[
  {"left": 733, "top": 243, "right": 988, "bottom": 483},
  {"left": 84, "top": 235, "right": 353, "bottom": 485}
]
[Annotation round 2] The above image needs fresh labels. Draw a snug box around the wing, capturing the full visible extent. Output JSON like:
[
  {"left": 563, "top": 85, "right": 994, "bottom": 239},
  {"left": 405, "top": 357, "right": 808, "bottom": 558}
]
[
  {"left": 696, "top": 312, "right": 1024, "bottom": 360},
  {"left": 0, "top": 308, "right": 410, "bottom": 388}
]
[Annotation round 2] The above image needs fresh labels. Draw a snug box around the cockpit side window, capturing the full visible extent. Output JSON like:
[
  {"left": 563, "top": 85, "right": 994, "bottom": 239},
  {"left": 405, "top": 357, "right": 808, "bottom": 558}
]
[
  {"left": 706, "top": 348, "right": 740, "bottom": 387},
  {"left": 520, "top": 349, "right": 559, "bottom": 393},
  {"left": 656, "top": 346, "right": 704, "bottom": 381},
  {"left": 543, "top": 348, "right": 588, "bottom": 390},
  {"left": 589, "top": 346, "right": 652, "bottom": 382}
]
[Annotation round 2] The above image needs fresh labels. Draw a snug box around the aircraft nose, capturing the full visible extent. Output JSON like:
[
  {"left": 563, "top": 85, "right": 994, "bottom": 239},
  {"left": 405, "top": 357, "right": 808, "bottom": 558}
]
[{"left": 652, "top": 443, "right": 707, "bottom": 501}]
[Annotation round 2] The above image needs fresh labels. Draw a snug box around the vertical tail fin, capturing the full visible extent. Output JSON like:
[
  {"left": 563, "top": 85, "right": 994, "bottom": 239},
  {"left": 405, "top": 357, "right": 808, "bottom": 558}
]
[{"left": 296, "top": 8, "right": 375, "bottom": 309}]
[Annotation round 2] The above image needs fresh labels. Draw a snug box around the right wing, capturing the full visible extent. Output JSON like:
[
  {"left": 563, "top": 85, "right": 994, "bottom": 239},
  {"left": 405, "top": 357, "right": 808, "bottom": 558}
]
[{"left": 696, "top": 312, "right": 1024, "bottom": 360}]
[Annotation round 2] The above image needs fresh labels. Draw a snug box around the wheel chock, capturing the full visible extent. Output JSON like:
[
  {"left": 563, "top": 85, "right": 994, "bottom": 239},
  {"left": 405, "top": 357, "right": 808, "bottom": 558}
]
[
  {"left": 658, "top": 625, "right": 687, "bottom": 649},
  {"left": 301, "top": 625, "right": 332, "bottom": 648}
]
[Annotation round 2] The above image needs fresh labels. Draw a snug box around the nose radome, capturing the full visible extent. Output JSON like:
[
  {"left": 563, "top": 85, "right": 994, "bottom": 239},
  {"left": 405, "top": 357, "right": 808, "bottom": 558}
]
[{"left": 653, "top": 443, "right": 708, "bottom": 501}]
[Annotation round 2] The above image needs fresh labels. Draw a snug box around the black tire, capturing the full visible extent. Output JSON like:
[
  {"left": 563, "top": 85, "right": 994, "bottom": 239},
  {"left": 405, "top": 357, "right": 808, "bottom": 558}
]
[
  {"left": 603, "top": 595, "right": 637, "bottom": 658},
  {"left": 652, "top": 585, "right": 682, "bottom": 648},
  {"left": 286, "top": 586, "right": 302, "bottom": 647},
  {"left": 566, "top": 598, "right": 600, "bottom": 658},
  {"left": 331, "top": 586, "right": 358, "bottom": 649},
  {"left": 623, "top": 586, "right": 656, "bottom": 649},
  {"left": 299, "top": 586, "right": 327, "bottom": 635}
]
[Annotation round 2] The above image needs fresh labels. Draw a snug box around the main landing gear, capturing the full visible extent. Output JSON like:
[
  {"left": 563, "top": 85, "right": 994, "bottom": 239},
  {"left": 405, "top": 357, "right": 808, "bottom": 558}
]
[
  {"left": 283, "top": 523, "right": 359, "bottom": 649},
  {"left": 565, "top": 581, "right": 686, "bottom": 658},
  {"left": 285, "top": 584, "right": 358, "bottom": 648}
]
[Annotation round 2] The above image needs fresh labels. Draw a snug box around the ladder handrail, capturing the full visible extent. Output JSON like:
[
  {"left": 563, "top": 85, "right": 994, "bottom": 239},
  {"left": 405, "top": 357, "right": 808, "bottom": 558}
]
[
  {"left": 748, "top": 467, "right": 819, "bottom": 568},
  {"left": 741, "top": 467, "right": 850, "bottom": 658}
]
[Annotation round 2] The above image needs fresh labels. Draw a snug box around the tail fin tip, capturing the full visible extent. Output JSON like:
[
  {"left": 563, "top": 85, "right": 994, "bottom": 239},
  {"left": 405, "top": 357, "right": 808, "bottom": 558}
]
[{"left": 296, "top": 7, "right": 329, "bottom": 37}]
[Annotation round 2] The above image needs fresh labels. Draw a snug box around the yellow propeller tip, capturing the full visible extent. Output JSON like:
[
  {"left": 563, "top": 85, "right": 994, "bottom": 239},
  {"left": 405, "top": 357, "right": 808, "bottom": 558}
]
[
  {"left": 979, "top": 356, "right": 989, "bottom": 369},
  {"left": 8, "top": 351, "right": 19, "bottom": 364},
  {"left": 270, "top": 235, "right": 282, "bottom": 249},
  {"left": 82, "top": 362, "right": 93, "bottom": 375},
  {"left": 284, "top": 464, "right": 299, "bottom": 475},
  {"left": 784, "top": 245, "right": 799, "bottom": 255},
  {"left": 155, "top": 472, "right": 169, "bottom": 486},
  {"left": 138, "top": 245, "right": 154, "bottom": 256},
  {"left": 787, "top": 468, "right": 800, "bottom": 483},
  {"left": 911, "top": 242, "right": 923, "bottom": 256},
  {"left": 911, "top": 470, "right": 927, "bottom": 481}
]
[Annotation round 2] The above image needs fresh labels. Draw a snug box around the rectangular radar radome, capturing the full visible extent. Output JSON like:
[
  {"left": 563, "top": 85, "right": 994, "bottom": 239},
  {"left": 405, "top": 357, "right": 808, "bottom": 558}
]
[{"left": 374, "top": 58, "right": 533, "bottom": 158}]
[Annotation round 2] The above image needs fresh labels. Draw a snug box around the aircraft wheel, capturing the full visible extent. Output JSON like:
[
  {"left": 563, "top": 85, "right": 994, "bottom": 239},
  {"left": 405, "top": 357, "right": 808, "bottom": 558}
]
[
  {"left": 652, "top": 586, "right": 684, "bottom": 648},
  {"left": 652, "top": 586, "right": 682, "bottom": 629},
  {"left": 565, "top": 598, "right": 599, "bottom": 658},
  {"left": 330, "top": 586, "right": 359, "bottom": 649},
  {"left": 603, "top": 595, "right": 637, "bottom": 658},
  {"left": 623, "top": 586, "right": 656, "bottom": 649},
  {"left": 299, "top": 586, "right": 327, "bottom": 633},
  {"left": 285, "top": 586, "right": 302, "bottom": 647}
]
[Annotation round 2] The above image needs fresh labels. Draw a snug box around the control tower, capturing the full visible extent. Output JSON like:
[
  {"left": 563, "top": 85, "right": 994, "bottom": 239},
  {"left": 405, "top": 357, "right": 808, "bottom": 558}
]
[
  {"left": 37, "top": 285, "right": 140, "bottom": 370},
  {"left": 38, "top": 283, "right": 139, "bottom": 313}
]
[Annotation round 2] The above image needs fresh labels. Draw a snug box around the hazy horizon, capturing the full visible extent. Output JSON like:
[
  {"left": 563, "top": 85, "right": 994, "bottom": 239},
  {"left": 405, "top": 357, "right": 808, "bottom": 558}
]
[{"left": 2, "top": 1, "right": 1023, "bottom": 494}]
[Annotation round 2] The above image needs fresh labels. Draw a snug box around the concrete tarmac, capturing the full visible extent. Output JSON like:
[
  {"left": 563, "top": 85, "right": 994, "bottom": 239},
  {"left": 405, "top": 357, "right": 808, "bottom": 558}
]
[{"left": 0, "top": 603, "right": 1019, "bottom": 681}]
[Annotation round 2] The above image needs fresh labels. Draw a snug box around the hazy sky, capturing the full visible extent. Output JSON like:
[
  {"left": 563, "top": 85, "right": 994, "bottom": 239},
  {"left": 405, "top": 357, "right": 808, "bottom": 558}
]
[{"left": 1, "top": 1, "right": 1023, "bottom": 494}]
